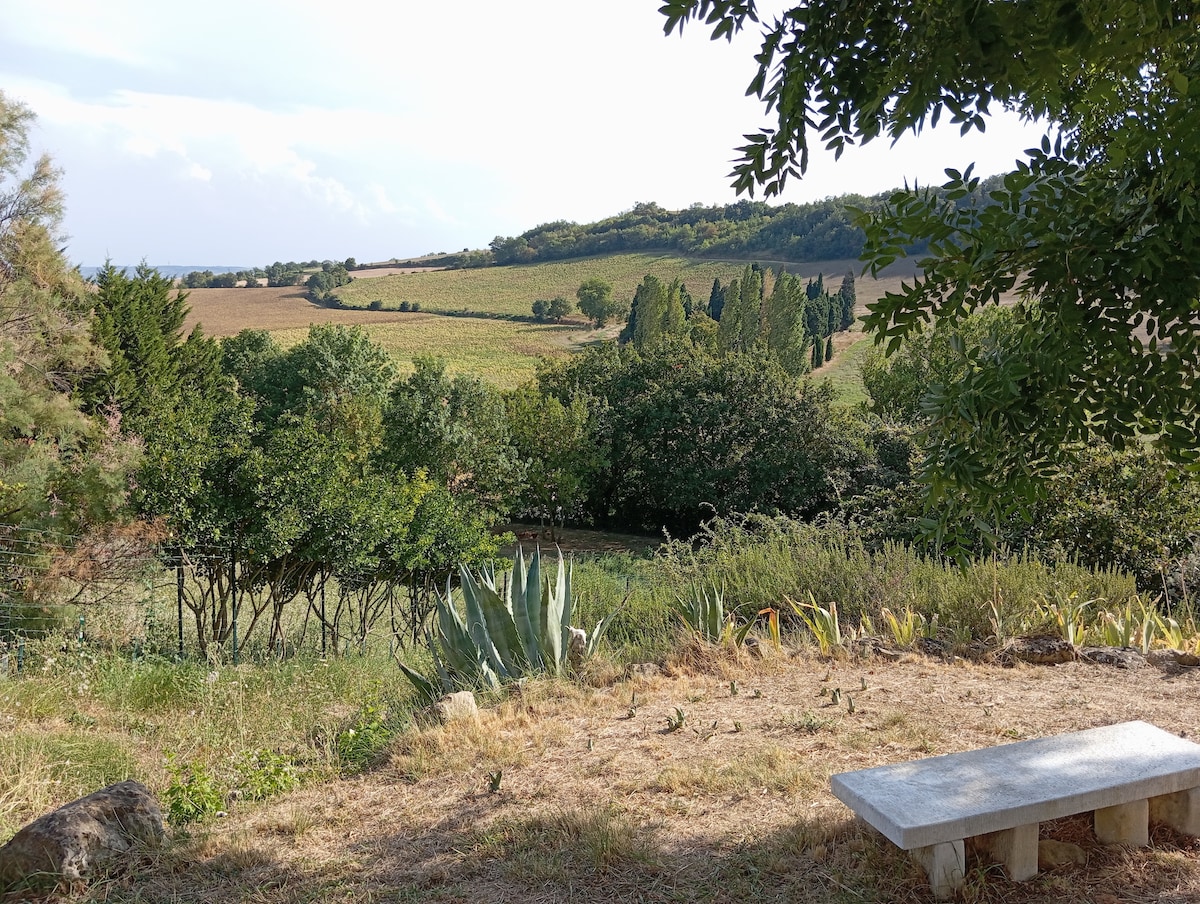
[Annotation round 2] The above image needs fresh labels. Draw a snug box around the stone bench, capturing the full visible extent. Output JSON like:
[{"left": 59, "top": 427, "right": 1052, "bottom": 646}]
[{"left": 830, "top": 720, "right": 1200, "bottom": 898}]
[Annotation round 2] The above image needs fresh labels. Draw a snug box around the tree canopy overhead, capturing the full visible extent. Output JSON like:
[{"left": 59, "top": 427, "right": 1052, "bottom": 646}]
[{"left": 663, "top": 0, "right": 1200, "bottom": 552}]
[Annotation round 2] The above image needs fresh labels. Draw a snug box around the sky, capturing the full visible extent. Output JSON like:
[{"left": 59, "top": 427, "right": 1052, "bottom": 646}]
[{"left": 0, "top": 0, "right": 1048, "bottom": 268}]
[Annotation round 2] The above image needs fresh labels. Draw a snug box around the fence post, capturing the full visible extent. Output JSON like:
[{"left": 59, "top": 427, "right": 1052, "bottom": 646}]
[
  {"left": 176, "top": 553, "right": 185, "bottom": 660},
  {"left": 231, "top": 541, "right": 240, "bottom": 666}
]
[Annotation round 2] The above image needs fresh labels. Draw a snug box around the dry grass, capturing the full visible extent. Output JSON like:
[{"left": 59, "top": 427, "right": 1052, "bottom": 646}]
[{"left": 29, "top": 651, "right": 1200, "bottom": 904}]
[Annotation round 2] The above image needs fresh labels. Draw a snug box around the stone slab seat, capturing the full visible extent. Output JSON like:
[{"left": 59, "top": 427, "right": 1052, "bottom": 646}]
[{"left": 830, "top": 720, "right": 1200, "bottom": 899}]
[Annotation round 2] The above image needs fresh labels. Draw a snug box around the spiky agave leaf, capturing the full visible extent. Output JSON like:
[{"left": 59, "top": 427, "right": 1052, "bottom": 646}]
[
  {"left": 460, "top": 564, "right": 527, "bottom": 679},
  {"left": 510, "top": 547, "right": 543, "bottom": 671}
]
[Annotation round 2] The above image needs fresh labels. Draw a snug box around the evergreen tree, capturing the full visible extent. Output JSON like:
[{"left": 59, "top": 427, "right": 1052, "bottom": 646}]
[
  {"left": 763, "top": 271, "right": 811, "bottom": 376},
  {"left": 838, "top": 271, "right": 857, "bottom": 330},
  {"left": 663, "top": 278, "right": 687, "bottom": 337},
  {"left": 738, "top": 265, "right": 763, "bottom": 350},
  {"left": 679, "top": 283, "right": 694, "bottom": 319},
  {"left": 812, "top": 336, "right": 825, "bottom": 368},
  {"left": 825, "top": 335, "right": 834, "bottom": 362},
  {"left": 708, "top": 278, "right": 725, "bottom": 321},
  {"left": 716, "top": 277, "right": 741, "bottom": 353},
  {"left": 631, "top": 275, "right": 668, "bottom": 352},
  {"left": 87, "top": 263, "right": 213, "bottom": 431},
  {"left": 1, "top": 91, "right": 137, "bottom": 547}
]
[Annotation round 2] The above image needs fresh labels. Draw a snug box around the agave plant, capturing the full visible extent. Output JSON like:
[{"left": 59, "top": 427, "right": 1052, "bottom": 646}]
[
  {"left": 397, "top": 548, "right": 618, "bottom": 702},
  {"left": 671, "top": 582, "right": 760, "bottom": 647},
  {"left": 788, "top": 592, "right": 843, "bottom": 656}
]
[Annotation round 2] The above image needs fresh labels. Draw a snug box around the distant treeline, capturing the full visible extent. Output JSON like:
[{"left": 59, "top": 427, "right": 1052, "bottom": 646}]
[
  {"left": 179, "top": 257, "right": 360, "bottom": 289},
  {"left": 388, "top": 177, "right": 1004, "bottom": 271}
]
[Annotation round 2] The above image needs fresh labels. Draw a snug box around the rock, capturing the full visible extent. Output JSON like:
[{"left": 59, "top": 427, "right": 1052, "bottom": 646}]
[
  {"left": 628, "top": 662, "right": 661, "bottom": 679},
  {"left": 998, "top": 635, "right": 1076, "bottom": 666},
  {"left": 1079, "top": 646, "right": 1144, "bottom": 669},
  {"left": 1147, "top": 649, "right": 1200, "bottom": 671},
  {"left": 567, "top": 626, "right": 587, "bottom": 669},
  {"left": 434, "top": 691, "right": 479, "bottom": 725},
  {"left": 916, "top": 636, "right": 953, "bottom": 658},
  {"left": 0, "top": 780, "right": 164, "bottom": 890},
  {"left": 1038, "top": 839, "right": 1087, "bottom": 869}
]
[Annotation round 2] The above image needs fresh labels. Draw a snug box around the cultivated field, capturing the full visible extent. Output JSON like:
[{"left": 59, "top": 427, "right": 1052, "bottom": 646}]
[
  {"left": 179, "top": 254, "right": 996, "bottom": 392},
  {"left": 181, "top": 288, "right": 605, "bottom": 388},
  {"left": 332, "top": 254, "right": 924, "bottom": 317}
]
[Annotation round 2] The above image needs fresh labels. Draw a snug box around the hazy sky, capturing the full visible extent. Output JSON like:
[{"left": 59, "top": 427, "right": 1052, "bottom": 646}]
[{"left": 1, "top": 0, "right": 1046, "bottom": 267}]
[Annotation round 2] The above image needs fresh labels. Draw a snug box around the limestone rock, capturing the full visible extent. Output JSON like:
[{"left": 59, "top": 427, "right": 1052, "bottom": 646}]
[
  {"left": 1079, "top": 646, "right": 1144, "bottom": 670},
  {"left": 628, "top": 662, "right": 661, "bottom": 679},
  {"left": 998, "top": 635, "right": 1076, "bottom": 666},
  {"left": 0, "top": 780, "right": 164, "bottom": 890},
  {"left": 1147, "top": 649, "right": 1200, "bottom": 672},
  {"left": 434, "top": 690, "right": 479, "bottom": 725},
  {"left": 1038, "top": 839, "right": 1087, "bottom": 869},
  {"left": 567, "top": 626, "right": 587, "bottom": 669}
]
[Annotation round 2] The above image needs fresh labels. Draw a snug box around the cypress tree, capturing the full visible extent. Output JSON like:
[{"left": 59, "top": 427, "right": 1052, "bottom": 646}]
[
  {"left": 663, "top": 278, "right": 687, "bottom": 336},
  {"left": 632, "top": 275, "right": 668, "bottom": 352},
  {"left": 708, "top": 278, "right": 725, "bottom": 321},
  {"left": 825, "top": 335, "right": 834, "bottom": 362},
  {"left": 838, "top": 271, "right": 857, "bottom": 330},
  {"left": 717, "top": 277, "right": 741, "bottom": 352}
]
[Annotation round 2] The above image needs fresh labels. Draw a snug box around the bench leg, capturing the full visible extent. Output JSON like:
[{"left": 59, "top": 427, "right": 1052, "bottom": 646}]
[
  {"left": 1150, "top": 787, "right": 1200, "bottom": 835},
  {"left": 978, "top": 822, "right": 1039, "bottom": 881},
  {"left": 1095, "top": 799, "right": 1149, "bottom": 846},
  {"left": 912, "top": 840, "right": 965, "bottom": 900}
]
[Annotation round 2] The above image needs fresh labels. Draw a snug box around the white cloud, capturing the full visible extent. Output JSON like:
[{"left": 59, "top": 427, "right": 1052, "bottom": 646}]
[{"left": 1, "top": 0, "right": 1050, "bottom": 264}]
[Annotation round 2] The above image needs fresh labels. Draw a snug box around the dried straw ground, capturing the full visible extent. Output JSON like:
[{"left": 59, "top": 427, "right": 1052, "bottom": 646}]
[{"left": 39, "top": 651, "right": 1200, "bottom": 903}]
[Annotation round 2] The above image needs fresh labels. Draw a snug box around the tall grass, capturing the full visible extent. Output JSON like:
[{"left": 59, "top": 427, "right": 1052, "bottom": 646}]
[
  {"left": 0, "top": 642, "right": 416, "bottom": 840},
  {"left": 658, "top": 514, "right": 1138, "bottom": 642},
  {"left": 561, "top": 555, "right": 677, "bottom": 663}
]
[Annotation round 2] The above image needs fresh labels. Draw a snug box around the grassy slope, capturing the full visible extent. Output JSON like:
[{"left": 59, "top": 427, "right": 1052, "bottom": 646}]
[
  {"left": 183, "top": 254, "right": 933, "bottom": 392},
  {"left": 336, "top": 254, "right": 769, "bottom": 316}
]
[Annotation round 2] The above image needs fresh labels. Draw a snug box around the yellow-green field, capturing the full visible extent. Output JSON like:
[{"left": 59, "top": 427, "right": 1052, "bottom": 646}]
[
  {"left": 182, "top": 254, "right": 936, "bottom": 390},
  {"left": 268, "top": 315, "right": 602, "bottom": 388},
  {"left": 338, "top": 253, "right": 864, "bottom": 316}
]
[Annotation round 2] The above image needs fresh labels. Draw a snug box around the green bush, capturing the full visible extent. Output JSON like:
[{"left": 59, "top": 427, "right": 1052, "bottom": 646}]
[
  {"left": 334, "top": 703, "right": 399, "bottom": 774},
  {"left": 163, "top": 756, "right": 225, "bottom": 825},
  {"left": 233, "top": 749, "right": 301, "bottom": 801}
]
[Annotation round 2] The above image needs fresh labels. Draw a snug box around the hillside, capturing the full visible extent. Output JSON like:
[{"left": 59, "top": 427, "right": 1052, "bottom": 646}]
[{"left": 178, "top": 254, "right": 947, "bottom": 391}]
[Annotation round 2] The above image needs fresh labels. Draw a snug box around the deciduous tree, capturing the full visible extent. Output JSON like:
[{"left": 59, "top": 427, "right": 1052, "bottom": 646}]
[{"left": 663, "top": 0, "right": 1200, "bottom": 553}]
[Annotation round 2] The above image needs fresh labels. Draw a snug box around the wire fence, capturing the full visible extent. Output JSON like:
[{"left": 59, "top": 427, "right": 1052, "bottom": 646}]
[{"left": 0, "top": 525, "right": 445, "bottom": 676}]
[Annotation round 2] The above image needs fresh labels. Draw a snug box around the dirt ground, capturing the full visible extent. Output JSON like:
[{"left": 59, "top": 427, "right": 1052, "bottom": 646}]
[{"left": 47, "top": 650, "right": 1200, "bottom": 904}]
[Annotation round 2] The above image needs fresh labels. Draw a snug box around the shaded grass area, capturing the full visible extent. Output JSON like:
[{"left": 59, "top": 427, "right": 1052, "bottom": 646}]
[{"left": 0, "top": 651, "right": 414, "bottom": 841}]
